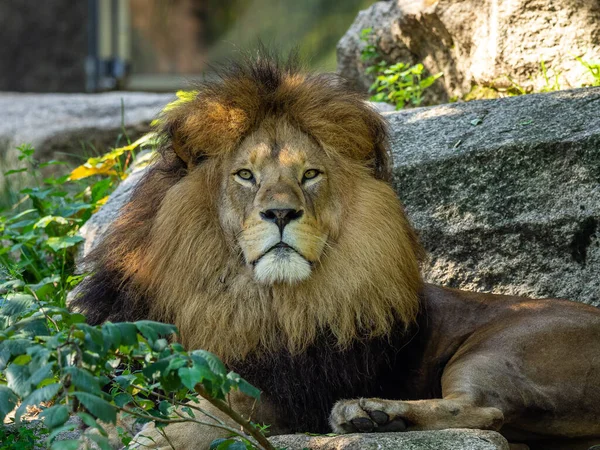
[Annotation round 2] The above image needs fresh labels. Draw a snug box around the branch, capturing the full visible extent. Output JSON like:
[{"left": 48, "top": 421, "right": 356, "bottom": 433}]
[{"left": 194, "top": 385, "right": 276, "bottom": 450}]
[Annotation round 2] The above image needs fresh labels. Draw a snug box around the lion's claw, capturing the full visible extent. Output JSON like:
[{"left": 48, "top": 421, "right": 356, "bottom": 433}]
[{"left": 330, "top": 398, "right": 408, "bottom": 434}]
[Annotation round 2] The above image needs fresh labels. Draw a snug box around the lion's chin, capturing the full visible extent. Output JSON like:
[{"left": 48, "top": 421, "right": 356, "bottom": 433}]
[{"left": 253, "top": 248, "right": 312, "bottom": 284}]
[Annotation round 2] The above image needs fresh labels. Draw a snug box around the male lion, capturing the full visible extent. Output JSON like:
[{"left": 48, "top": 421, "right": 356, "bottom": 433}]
[{"left": 74, "top": 54, "right": 600, "bottom": 450}]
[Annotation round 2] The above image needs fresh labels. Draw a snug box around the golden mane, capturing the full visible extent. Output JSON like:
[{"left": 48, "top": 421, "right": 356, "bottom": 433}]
[{"left": 77, "top": 53, "right": 423, "bottom": 363}]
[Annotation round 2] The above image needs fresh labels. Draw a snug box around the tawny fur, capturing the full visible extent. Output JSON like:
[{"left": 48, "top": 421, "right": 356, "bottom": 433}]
[{"left": 79, "top": 54, "right": 422, "bottom": 363}]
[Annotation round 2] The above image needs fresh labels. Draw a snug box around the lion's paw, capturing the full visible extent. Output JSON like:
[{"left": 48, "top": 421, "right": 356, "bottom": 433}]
[{"left": 330, "top": 398, "right": 408, "bottom": 434}]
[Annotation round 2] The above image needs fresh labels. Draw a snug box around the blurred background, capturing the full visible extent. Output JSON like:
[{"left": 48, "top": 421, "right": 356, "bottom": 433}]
[{"left": 0, "top": 0, "right": 376, "bottom": 93}]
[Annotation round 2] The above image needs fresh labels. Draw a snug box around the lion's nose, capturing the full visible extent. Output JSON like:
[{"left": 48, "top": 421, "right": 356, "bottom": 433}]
[{"left": 260, "top": 208, "right": 304, "bottom": 233}]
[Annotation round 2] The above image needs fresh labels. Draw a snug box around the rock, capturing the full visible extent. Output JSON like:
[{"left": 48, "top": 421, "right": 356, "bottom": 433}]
[
  {"left": 78, "top": 87, "right": 600, "bottom": 308},
  {"left": 268, "top": 429, "right": 509, "bottom": 450},
  {"left": 337, "top": 0, "right": 600, "bottom": 102},
  {"left": 0, "top": 92, "right": 174, "bottom": 160},
  {"left": 0, "top": 92, "right": 173, "bottom": 199},
  {"left": 391, "top": 87, "right": 600, "bottom": 306}
]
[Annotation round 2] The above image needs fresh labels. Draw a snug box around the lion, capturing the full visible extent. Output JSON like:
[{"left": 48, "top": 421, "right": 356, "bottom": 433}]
[{"left": 73, "top": 53, "right": 600, "bottom": 450}]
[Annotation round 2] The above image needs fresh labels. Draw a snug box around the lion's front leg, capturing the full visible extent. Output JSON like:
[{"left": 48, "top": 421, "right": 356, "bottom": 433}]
[{"left": 330, "top": 397, "right": 504, "bottom": 434}]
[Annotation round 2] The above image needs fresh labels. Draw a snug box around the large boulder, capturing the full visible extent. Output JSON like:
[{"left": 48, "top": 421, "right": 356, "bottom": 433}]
[
  {"left": 79, "top": 87, "right": 600, "bottom": 307},
  {"left": 337, "top": 0, "right": 600, "bottom": 102},
  {"left": 392, "top": 86, "right": 600, "bottom": 306}
]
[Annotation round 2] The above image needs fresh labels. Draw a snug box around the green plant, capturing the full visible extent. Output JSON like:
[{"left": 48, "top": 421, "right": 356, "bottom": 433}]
[
  {"left": 538, "top": 59, "right": 562, "bottom": 93},
  {"left": 359, "top": 28, "right": 443, "bottom": 109},
  {"left": 0, "top": 423, "right": 43, "bottom": 450},
  {"left": 576, "top": 57, "right": 600, "bottom": 87},
  {"left": 0, "top": 133, "right": 272, "bottom": 449}
]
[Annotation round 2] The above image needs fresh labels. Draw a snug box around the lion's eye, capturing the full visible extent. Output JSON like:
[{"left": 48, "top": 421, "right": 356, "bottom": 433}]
[
  {"left": 236, "top": 169, "right": 254, "bottom": 181},
  {"left": 302, "top": 169, "right": 320, "bottom": 182}
]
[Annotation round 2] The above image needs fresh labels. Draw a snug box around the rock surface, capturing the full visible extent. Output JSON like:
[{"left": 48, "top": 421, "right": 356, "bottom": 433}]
[
  {"left": 0, "top": 92, "right": 174, "bottom": 160},
  {"left": 0, "top": 92, "right": 173, "bottom": 197},
  {"left": 269, "top": 429, "right": 509, "bottom": 450},
  {"left": 391, "top": 87, "right": 600, "bottom": 306},
  {"left": 337, "top": 0, "right": 600, "bottom": 102},
  {"left": 78, "top": 87, "right": 600, "bottom": 307}
]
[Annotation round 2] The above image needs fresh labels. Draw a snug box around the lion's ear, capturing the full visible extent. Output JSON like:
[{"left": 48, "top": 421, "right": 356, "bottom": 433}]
[{"left": 164, "top": 119, "right": 206, "bottom": 168}]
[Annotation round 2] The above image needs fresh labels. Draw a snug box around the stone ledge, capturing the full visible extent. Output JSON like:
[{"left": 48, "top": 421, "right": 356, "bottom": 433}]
[{"left": 268, "top": 429, "right": 509, "bottom": 450}]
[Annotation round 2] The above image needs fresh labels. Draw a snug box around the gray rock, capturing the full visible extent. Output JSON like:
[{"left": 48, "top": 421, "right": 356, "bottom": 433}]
[
  {"left": 0, "top": 92, "right": 173, "bottom": 200},
  {"left": 77, "top": 87, "right": 600, "bottom": 307},
  {"left": 0, "top": 92, "right": 174, "bottom": 159},
  {"left": 268, "top": 429, "right": 509, "bottom": 450},
  {"left": 337, "top": 0, "right": 600, "bottom": 103},
  {"left": 391, "top": 87, "right": 600, "bottom": 306},
  {"left": 336, "top": 0, "right": 404, "bottom": 92}
]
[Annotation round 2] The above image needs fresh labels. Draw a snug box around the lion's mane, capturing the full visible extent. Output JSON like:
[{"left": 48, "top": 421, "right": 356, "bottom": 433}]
[{"left": 74, "top": 52, "right": 423, "bottom": 364}]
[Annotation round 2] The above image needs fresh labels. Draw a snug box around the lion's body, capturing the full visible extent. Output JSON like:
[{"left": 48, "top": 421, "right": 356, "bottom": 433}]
[{"left": 74, "top": 54, "right": 600, "bottom": 449}]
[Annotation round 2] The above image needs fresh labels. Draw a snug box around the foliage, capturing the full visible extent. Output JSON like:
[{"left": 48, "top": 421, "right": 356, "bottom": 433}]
[
  {"left": 360, "top": 28, "right": 443, "bottom": 109},
  {"left": 0, "top": 138, "right": 271, "bottom": 449},
  {"left": 0, "top": 423, "right": 42, "bottom": 450}
]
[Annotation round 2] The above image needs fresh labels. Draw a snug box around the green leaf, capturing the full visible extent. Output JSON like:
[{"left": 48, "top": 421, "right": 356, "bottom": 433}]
[
  {"left": 135, "top": 320, "right": 177, "bottom": 343},
  {"left": 227, "top": 372, "right": 261, "bottom": 400},
  {"left": 193, "top": 350, "right": 226, "bottom": 377},
  {"left": 88, "top": 432, "right": 113, "bottom": 450},
  {"left": 29, "top": 363, "right": 54, "bottom": 387},
  {"left": 115, "top": 322, "right": 138, "bottom": 346},
  {"left": 77, "top": 411, "right": 105, "bottom": 433},
  {"left": 179, "top": 365, "right": 203, "bottom": 391},
  {"left": 143, "top": 358, "right": 170, "bottom": 379},
  {"left": 15, "top": 382, "right": 61, "bottom": 423},
  {"left": 64, "top": 366, "right": 102, "bottom": 395},
  {"left": 1, "top": 293, "right": 35, "bottom": 318},
  {"left": 6, "top": 363, "right": 32, "bottom": 397},
  {"left": 40, "top": 405, "right": 69, "bottom": 428},
  {"left": 4, "top": 168, "right": 28, "bottom": 176},
  {"left": 91, "top": 178, "right": 113, "bottom": 203},
  {"left": 11, "top": 354, "right": 32, "bottom": 365},
  {"left": 113, "top": 392, "right": 133, "bottom": 408},
  {"left": 102, "top": 322, "right": 122, "bottom": 349},
  {"left": 46, "top": 235, "right": 84, "bottom": 252},
  {"left": 73, "top": 391, "right": 117, "bottom": 424},
  {"left": 0, "top": 385, "right": 18, "bottom": 422},
  {"left": 158, "top": 400, "right": 173, "bottom": 416}
]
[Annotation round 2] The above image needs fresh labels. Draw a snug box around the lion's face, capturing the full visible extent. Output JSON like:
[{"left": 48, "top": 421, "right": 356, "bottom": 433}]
[
  {"left": 80, "top": 57, "right": 424, "bottom": 360},
  {"left": 220, "top": 120, "right": 342, "bottom": 285}
]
